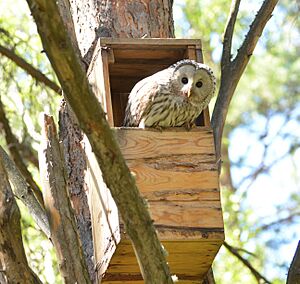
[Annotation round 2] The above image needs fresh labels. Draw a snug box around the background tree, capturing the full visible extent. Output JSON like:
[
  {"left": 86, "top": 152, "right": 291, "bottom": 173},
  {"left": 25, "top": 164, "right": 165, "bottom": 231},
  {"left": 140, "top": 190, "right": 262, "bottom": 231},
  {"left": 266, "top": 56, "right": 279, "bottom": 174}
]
[
  {"left": 177, "top": 0, "right": 300, "bottom": 283},
  {"left": 1, "top": 0, "right": 299, "bottom": 283}
]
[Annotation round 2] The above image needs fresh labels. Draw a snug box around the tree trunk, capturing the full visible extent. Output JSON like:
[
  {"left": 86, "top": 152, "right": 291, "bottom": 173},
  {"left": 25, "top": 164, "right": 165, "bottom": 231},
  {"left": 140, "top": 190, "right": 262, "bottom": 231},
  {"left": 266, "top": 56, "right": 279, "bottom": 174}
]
[{"left": 57, "top": 0, "right": 174, "bottom": 281}]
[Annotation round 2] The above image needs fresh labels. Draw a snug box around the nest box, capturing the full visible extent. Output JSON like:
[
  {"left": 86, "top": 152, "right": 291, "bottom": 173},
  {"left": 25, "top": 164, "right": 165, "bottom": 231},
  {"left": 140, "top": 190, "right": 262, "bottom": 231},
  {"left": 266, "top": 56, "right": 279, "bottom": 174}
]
[{"left": 86, "top": 38, "right": 224, "bottom": 283}]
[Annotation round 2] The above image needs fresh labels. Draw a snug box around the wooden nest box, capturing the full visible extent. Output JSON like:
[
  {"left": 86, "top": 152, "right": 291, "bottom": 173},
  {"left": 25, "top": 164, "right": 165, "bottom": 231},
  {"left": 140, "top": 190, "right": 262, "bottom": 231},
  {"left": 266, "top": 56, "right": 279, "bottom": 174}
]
[{"left": 86, "top": 38, "right": 224, "bottom": 283}]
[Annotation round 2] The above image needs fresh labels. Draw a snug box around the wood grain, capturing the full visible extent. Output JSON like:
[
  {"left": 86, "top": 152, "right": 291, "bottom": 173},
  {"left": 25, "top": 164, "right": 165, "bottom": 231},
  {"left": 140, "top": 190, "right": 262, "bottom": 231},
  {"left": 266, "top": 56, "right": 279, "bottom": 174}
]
[
  {"left": 128, "top": 162, "right": 218, "bottom": 192},
  {"left": 84, "top": 136, "right": 120, "bottom": 278},
  {"left": 147, "top": 201, "right": 223, "bottom": 228},
  {"left": 115, "top": 127, "right": 215, "bottom": 160},
  {"left": 103, "top": 239, "right": 222, "bottom": 283}
]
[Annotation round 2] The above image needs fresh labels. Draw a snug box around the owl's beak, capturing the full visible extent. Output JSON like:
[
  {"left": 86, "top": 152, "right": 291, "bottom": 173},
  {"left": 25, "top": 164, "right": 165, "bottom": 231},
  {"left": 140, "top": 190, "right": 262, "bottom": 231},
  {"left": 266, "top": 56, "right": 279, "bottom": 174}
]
[{"left": 182, "top": 89, "right": 192, "bottom": 98}]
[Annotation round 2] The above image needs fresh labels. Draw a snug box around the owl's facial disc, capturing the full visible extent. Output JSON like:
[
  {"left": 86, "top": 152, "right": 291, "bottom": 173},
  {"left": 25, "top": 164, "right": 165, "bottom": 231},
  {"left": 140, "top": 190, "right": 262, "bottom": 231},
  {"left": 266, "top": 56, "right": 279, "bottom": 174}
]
[{"left": 173, "top": 64, "right": 196, "bottom": 99}]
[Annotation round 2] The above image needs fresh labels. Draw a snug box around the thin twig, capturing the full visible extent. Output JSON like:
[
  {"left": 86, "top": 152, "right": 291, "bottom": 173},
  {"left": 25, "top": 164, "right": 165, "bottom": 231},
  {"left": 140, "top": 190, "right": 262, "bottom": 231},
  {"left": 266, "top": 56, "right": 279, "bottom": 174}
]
[
  {"left": 224, "top": 241, "right": 272, "bottom": 284},
  {"left": 257, "top": 212, "right": 300, "bottom": 232},
  {"left": 221, "top": 0, "right": 241, "bottom": 66},
  {"left": 0, "top": 44, "right": 61, "bottom": 94}
]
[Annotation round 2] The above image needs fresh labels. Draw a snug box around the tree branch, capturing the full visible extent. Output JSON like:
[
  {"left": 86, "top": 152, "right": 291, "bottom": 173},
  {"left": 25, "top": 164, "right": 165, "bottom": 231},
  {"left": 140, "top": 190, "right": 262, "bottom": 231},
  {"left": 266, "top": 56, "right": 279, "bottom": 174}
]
[
  {"left": 0, "top": 153, "right": 43, "bottom": 284},
  {"left": 0, "top": 97, "right": 44, "bottom": 207},
  {"left": 39, "top": 114, "right": 91, "bottom": 283},
  {"left": 211, "top": 0, "right": 279, "bottom": 160},
  {"left": 0, "top": 146, "right": 50, "bottom": 238},
  {"left": 257, "top": 212, "right": 300, "bottom": 232},
  {"left": 0, "top": 44, "right": 61, "bottom": 94},
  {"left": 25, "top": 0, "right": 173, "bottom": 283},
  {"left": 221, "top": 0, "right": 241, "bottom": 66},
  {"left": 224, "top": 241, "right": 271, "bottom": 284},
  {"left": 287, "top": 241, "right": 300, "bottom": 284}
]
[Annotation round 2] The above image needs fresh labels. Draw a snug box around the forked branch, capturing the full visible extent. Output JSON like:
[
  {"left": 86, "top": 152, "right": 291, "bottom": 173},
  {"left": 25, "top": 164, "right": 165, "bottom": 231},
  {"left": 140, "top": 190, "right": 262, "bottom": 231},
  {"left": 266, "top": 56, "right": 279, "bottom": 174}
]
[
  {"left": 221, "top": 0, "right": 241, "bottom": 66},
  {"left": 212, "top": 0, "right": 279, "bottom": 160}
]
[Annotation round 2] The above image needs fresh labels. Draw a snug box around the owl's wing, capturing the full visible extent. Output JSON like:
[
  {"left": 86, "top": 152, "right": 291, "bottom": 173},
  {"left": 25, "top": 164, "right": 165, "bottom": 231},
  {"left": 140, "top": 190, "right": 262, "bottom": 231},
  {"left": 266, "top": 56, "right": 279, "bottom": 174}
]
[{"left": 124, "top": 70, "right": 168, "bottom": 126}]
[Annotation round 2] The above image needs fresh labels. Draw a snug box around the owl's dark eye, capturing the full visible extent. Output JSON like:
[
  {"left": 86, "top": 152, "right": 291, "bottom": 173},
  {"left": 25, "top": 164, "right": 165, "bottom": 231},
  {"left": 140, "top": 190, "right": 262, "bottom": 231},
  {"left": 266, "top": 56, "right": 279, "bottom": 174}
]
[
  {"left": 181, "top": 77, "right": 188, "bottom": 84},
  {"left": 196, "top": 81, "right": 203, "bottom": 88}
]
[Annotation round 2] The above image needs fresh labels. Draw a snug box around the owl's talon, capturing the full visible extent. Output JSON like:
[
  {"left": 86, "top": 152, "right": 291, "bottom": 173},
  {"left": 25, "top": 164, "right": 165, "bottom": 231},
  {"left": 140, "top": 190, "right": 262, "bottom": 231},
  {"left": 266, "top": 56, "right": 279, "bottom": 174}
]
[
  {"left": 184, "top": 122, "right": 196, "bottom": 131},
  {"left": 154, "top": 126, "right": 164, "bottom": 132}
]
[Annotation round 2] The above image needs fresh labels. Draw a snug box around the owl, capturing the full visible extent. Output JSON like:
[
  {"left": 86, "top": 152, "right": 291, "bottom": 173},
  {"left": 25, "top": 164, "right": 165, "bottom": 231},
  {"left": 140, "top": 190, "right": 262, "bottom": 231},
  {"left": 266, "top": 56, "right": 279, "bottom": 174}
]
[{"left": 123, "top": 59, "right": 216, "bottom": 128}]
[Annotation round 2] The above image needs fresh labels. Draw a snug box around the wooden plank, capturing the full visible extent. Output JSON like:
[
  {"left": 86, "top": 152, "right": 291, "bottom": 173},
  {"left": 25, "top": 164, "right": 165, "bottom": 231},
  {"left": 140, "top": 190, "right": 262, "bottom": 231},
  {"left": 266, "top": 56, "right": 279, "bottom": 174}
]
[
  {"left": 111, "top": 92, "right": 128, "bottom": 127},
  {"left": 147, "top": 201, "right": 223, "bottom": 228},
  {"left": 203, "top": 108, "right": 211, "bottom": 127},
  {"left": 112, "top": 49, "right": 186, "bottom": 62},
  {"left": 103, "top": 239, "right": 222, "bottom": 283},
  {"left": 110, "top": 77, "right": 140, "bottom": 93},
  {"left": 109, "top": 62, "right": 172, "bottom": 77},
  {"left": 101, "top": 49, "right": 114, "bottom": 126},
  {"left": 185, "top": 45, "right": 197, "bottom": 61},
  {"left": 155, "top": 227, "right": 224, "bottom": 241},
  {"left": 84, "top": 136, "right": 121, "bottom": 278},
  {"left": 87, "top": 46, "right": 114, "bottom": 126},
  {"left": 126, "top": 160, "right": 218, "bottom": 191},
  {"left": 141, "top": 188, "right": 220, "bottom": 202},
  {"left": 115, "top": 127, "right": 215, "bottom": 160},
  {"left": 100, "top": 37, "right": 202, "bottom": 48}
]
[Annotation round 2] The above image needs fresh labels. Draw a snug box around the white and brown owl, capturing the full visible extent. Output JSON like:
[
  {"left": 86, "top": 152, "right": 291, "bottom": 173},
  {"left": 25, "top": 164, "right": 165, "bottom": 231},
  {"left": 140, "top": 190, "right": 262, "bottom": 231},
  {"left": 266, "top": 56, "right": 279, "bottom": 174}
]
[{"left": 123, "top": 59, "right": 216, "bottom": 128}]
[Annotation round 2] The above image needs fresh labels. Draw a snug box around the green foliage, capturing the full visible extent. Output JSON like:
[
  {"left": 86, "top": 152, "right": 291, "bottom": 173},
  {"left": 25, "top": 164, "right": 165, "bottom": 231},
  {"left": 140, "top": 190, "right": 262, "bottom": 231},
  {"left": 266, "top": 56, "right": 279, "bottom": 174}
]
[
  {"left": 0, "top": 0, "right": 61, "bottom": 282},
  {"left": 1, "top": 0, "right": 299, "bottom": 282},
  {"left": 177, "top": 0, "right": 300, "bottom": 283}
]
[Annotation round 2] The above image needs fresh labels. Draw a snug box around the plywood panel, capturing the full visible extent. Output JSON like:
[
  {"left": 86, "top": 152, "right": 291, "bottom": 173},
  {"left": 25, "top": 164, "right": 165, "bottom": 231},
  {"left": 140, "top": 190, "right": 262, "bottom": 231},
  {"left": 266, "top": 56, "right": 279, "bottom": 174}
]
[
  {"left": 103, "top": 239, "right": 222, "bottom": 283},
  {"left": 115, "top": 127, "right": 215, "bottom": 160}
]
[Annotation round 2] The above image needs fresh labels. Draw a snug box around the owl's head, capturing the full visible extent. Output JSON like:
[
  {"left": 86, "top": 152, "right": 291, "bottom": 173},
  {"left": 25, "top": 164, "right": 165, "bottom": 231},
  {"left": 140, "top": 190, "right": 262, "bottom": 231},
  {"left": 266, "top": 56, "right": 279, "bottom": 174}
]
[{"left": 170, "top": 60, "right": 216, "bottom": 105}]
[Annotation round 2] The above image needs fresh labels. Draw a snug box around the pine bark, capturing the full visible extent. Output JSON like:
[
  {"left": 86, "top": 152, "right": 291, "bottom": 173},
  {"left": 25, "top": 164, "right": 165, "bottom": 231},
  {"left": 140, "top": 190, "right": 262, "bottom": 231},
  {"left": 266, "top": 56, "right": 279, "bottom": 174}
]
[{"left": 58, "top": 0, "right": 174, "bottom": 281}]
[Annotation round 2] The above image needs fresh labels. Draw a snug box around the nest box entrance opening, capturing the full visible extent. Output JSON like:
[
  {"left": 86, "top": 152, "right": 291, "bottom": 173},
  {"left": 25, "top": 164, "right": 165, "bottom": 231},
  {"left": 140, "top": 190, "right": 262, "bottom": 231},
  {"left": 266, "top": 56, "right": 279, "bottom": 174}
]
[{"left": 88, "top": 38, "right": 210, "bottom": 127}]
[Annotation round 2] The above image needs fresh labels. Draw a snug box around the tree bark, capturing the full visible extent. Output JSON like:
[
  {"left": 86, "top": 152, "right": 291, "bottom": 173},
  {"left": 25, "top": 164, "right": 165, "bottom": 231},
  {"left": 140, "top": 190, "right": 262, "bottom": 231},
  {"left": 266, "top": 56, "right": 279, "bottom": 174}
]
[
  {"left": 39, "top": 114, "right": 91, "bottom": 284},
  {"left": 59, "top": 0, "right": 174, "bottom": 281},
  {"left": 0, "top": 153, "right": 43, "bottom": 284},
  {"left": 211, "top": 0, "right": 279, "bottom": 161},
  {"left": 287, "top": 241, "right": 300, "bottom": 284},
  {"left": 69, "top": 0, "right": 174, "bottom": 63},
  {"left": 26, "top": 0, "right": 175, "bottom": 283},
  {"left": 0, "top": 146, "right": 50, "bottom": 238},
  {"left": 0, "top": 97, "right": 44, "bottom": 208}
]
